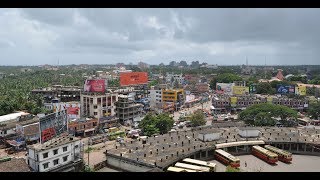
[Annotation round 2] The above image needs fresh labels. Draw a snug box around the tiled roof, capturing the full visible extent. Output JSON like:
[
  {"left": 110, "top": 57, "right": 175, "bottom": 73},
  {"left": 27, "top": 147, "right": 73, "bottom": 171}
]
[{"left": 0, "top": 158, "right": 31, "bottom": 172}]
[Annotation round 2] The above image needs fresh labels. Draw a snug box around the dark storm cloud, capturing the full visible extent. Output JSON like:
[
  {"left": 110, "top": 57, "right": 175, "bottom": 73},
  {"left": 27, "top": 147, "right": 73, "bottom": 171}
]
[{"left": 0, "top": 8, "right": 320, "bottom": 65}]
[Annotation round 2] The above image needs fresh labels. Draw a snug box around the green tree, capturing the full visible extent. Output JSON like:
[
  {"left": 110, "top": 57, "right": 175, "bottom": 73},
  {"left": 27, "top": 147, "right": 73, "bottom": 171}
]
[
  {"left": 225, "top": 166, "right": 240, "bottom": 172},
  {"left": 138, "top": 113, "right": 174, "bottom": 136},
  {"left": 239, "top": 103, "right": 298, "bottom": 126},
  {"left": 189, "top": 110, "right": 206, "bottom": 127},
  {"left": 256, "top": 82, "right": 275, "bottom": 94},
  {"left": 308, "top": 102, "right": 320, "bottom": 119}
]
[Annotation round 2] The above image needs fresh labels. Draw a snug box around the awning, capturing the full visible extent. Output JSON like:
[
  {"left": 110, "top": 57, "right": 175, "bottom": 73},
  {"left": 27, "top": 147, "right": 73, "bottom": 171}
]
[{"left": 84, "top": 128, "right": 96, "bottom": 133}]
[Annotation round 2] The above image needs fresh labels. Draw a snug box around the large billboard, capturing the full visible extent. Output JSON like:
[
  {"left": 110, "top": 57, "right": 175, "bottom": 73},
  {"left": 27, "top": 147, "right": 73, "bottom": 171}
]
[
  {"left": 295, "top": 85, "right": 306, "bottom": 96},
  {"left": 230, "top": 97, "right": 238, "bottom": 107},
  {"left": 84, "top": 79, "right": 105, "bottom": 93},
  {"left": 276, "top": 85, "right": 295, "bottom": 94},
  {"left": 216, "top": 83, "right": 234, "bottom": 95},
  {"left": 249, "top": 84, "right": 257, "bottom": 94},
  {"left": 233, "top": 86, "right": 249, "bottom": 95},
  {"left": 120, "top": 72, "right": 148, "bottom": 86},
  {"left": 52, "top": 102, "right": 80, "bottom": 119},
  {"left": 39, "top": 110, "right": 68, "bottom": 143}
]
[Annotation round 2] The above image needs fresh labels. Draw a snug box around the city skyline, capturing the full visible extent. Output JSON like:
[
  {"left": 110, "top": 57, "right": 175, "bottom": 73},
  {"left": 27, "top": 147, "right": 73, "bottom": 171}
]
[{"left": 1, "top": 8, "right": 320, "bottom": 65}]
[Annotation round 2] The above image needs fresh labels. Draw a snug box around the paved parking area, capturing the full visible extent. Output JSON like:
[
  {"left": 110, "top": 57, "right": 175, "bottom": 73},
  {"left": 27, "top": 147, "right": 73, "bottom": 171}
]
[{"left": 209, "top": 154, "right": 320, "bottom": 172}]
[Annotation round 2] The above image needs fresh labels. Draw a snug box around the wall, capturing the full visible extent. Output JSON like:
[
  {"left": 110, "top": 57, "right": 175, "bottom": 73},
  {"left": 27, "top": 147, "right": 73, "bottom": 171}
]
[
  {"left": 106, "top": 154, "right": 154, "bottom": 172},
  {"left": 0, "top": 129, "right": 16, "bottom": 137},
  {"left": 238, "top": 129, "right": 260, "bottom": 137},
  {"left": 198, "top": 133, "right": 220, "bottom": 142}
]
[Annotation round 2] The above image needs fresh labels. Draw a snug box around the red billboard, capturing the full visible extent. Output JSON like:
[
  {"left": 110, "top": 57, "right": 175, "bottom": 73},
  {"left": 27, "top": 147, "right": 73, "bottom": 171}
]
[
  {"left": 67, "top": 107, "right": 80, "bottom": 115},
  {"left": 120, "top": 72, "right": 148, "bottom": 86},
  {"left": 84, "top": 79, "right": 105, "bottom": 93}
]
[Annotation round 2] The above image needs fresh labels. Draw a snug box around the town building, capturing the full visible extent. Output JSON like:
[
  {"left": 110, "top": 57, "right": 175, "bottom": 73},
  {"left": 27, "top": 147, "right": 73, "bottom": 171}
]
[
  {"left": 162, "top": 89, "right": 185, "bottom": 111},
  {"left": 165, "top": 73, "right": 184, "bottom": 84},
  {"left": 0, "top": 158, "right": 31, "bottom": 172},
  {"left": 115, "top": 95, "right": 144, "bottom": 125},
  {"left": 26, "top": 135, "right": 84, "bottom": 172},
  {"left": 68, "top": 118, "right": 99, "bottom": 137},
  {"left": 195, "top": 83, "right": 210, "bottom": 94},
  {"left": 0, "top": 72, "right": 6, "bottom": 79},
  {"left": 80, "top": 92, "right": 118, "bottom": 119},
  {"left": 32, "top": 85, "right": 81, "bottom": 103},
  {"left": 44, "top": 101, "right": 81, "bottom": 119},
  {"left": 147, "top": 88, "right": 162, "bottom": 110},
  {"left": 0, "top": 112, "right": 33, "bottom": 138},
  {"left": 16, "top": 122, "right": 40, "bottom": 144}
]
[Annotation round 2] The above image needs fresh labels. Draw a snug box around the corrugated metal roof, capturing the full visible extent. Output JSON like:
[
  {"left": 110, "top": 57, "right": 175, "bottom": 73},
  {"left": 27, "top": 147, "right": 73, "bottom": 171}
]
[{"left": 0, "top": 112, "right": 29, "bottom": 123}]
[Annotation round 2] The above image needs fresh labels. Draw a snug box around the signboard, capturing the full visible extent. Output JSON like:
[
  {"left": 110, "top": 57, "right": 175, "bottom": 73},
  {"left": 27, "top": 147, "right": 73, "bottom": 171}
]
[
  {"left": 230, "top": 97, "right": 238, "bottom": 107},
  {"left": 53, "top": 102, "right": 80, "bottom": 119},
  {"left": 84, "top": 79, "right": 105, "bottom": 93},
  {"left": 276, "top": 85, "right": 295, "bottom": 94},
  {"left": 216, "top": 83, "right": 234, "bottom": 95},
  {"left": 295, "top": 85, "right": 306, "bottom": 96},
  {"left": 120, "top": 72, "right": 148, "bottom": 86},
  {"left": 233, "top": 86, "right": 249, "bottom": 95},
  {"left": 39, "top": 110, "right": 68, "bottom": 143},
  {"left": 267, "top": 97, "right": 273, "bottom": 103},
  {"left": 249, "top": 84, "right": 256, "bottom": 94}
]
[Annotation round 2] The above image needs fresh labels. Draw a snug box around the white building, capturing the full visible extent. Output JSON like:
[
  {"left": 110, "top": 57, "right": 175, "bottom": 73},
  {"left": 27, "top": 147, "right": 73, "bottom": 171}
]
[
  {"left": 26, "top": 135, "right": 83, "bottom": 172},
  {"left": 165, "top": 73, "right": 184, "bottom": 84},
  {"left": 0, "top": 112, "right": 31, "bottom": 137},
  {"left": 80, "top": 92, "right": 118, "bottom": 119},
  {"left": 44, "top": 101, "right": 81, "bottom": 119},
  {"left": 147, "top": 89, "right": 162, "bottom": 109}
]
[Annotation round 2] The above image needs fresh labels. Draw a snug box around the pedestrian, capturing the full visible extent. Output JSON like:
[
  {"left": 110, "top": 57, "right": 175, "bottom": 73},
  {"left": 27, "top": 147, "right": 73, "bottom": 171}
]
[{"left": 245, "top": 161, "right": 247, "bottom": 167}]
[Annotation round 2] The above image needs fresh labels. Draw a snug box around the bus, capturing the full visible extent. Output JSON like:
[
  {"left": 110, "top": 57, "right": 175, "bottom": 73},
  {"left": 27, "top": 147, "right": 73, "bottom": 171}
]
[
  {"left": 252, "top": 145, "right": 278, "bottom": 164},
  {"left": 174, "top": 162, "right": 210, "bottom": 172},
  {"left": 214, "top": 149, "right": 240, "bottom": 168},
  {"left": 182, "top": 158, "right": 216, "bottom": 172},
  {"left": 167, "top": 166, "right": 197, "bottom": 172},
  {"left": 264, "top": 145, "right": 292, "bottom": 163}
]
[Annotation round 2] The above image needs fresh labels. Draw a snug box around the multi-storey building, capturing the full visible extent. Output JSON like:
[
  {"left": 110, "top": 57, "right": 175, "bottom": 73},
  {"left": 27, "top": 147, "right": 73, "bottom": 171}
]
[
  {"left": 162, "top": 89, "right": 185, "bottom": 111},
  {"left": 195, "top": 83, "right": 210, "bottom": 94},
  {"left": 147, "top": 88, "right": 162, "bottom": 110},
  {"left": 115, "top": 95, "right": 143, "bottom": 125},
  {"left": 32, "top": 85, "right": 81, "bottom": 103},
  {"left": 26, "top": 135, "right": 84, "bottom": 172},
  {"left": 68, "top": 118, "right": 99, "bottom": 137},
  {"left": 80, "top": 92, "right": 118, "bottom": 119},
  {"left": 165, "top": 73, "right": 183, "bottom": 84}
]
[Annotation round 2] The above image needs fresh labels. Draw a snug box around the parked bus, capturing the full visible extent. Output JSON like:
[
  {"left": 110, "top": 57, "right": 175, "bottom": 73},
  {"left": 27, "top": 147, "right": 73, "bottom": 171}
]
[
  {"left": 264, "top": 145, "right": 292, "bottom": 163},
  {"left": 182, "top": 158, "right": 216, "bottom": 172},
  {"left": 214, "top": 149, "right": 240, "bottom": 168},
  {"left": 167, "top": 166, "right": 197, "bottom": 172},
  {"left": 252, "top": 145, "right": 278, "bottom": 164},
  {"left": 174, "top": 162, "right": 210, "bottom": 172}
]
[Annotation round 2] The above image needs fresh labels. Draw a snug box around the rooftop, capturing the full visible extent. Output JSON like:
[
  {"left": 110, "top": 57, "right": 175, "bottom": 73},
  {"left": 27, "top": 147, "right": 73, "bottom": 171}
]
[
  {"left": 0, "top": 158, "right": 31, "bottom": 172},
  {"left": 27, "top": 135, "right": 80, "bottom": 151}
]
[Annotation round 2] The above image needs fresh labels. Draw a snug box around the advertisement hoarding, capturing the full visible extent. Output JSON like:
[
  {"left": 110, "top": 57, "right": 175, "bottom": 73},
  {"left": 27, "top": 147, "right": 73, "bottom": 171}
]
[
  {"left": 216, "top": 83, "right": 234, "bottom": 95},
  {"left": 84, "top": 79, "right": 105, "bottom": 93},
  {"left": 53, "top": 102, "right": 80, "bottom": 119},
  {"left": 233, "top": 86, "right": 249, "bottom": 95},
  {"left": 276, "top": 85, "right": 295, "bottom": 94},
  {"left": 39, "top": 110, "right": 68, "bottom": 143},
  {"left": 120, "top": 72, "right": 148, "bottom": 86},
  {"left": 230, "top": 97, "right": 238, "bottom": 107},
  {"left": 249, "top": 84, "right": 257, "bottom": 94},
  {"left": 295, "top": 85, "right": 306, "bottom": 96}
]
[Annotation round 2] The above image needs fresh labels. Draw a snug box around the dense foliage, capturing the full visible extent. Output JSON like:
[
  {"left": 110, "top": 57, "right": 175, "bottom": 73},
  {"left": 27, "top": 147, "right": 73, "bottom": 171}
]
[
  {"left": 189, "top": 110, "right": 206, "bottom": 127},
  {"left": 308, "top": 101, "right": 320, "bottom": 120},
  {"left": 138, "top": 113, "right": 174, "bottom": 136},
  {"left": 239, "top": 103, "right": 298, "bottom": 126}
]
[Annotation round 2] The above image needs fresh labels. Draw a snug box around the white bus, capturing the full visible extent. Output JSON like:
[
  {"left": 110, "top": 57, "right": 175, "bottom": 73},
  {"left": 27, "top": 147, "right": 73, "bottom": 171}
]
[
  {"left": 174, "top": 162, "right": 210, "bottom": 172},
  {"left": 182, "top": 158, "right": 216, "bottom": 172},
  {"left": 167, "top": 166, "right": 197, "bottom": 172}
]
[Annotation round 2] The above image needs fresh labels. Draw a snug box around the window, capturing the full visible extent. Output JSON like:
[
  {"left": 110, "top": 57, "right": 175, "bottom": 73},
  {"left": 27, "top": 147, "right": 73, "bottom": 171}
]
[
  {"left": 53, "top": 159, "right": 59, "bottom": 165},
  {"left": 63, "top": 155, "right": 68, "bottom": 162},
  {"left": 63, "top": 146, "right": 68, "bottom": 152},
  {"left": 53, "top": 149, "right": 58, "bottom": 155},
  {"left": 94, "top": 112, "right": 98, "bottom": 115},
  {"left": 43, "top": 152, "right": 48, "bottom": 159},
  {"left": 43, "top": 162, "right": 49, "bottom": 169},
  {"left": 3, "top": 130, "right": 7, "bottom": 134},
  {"left": 94, "top": 105, "right": 98, "bottom": 109},
  {"left": 75, "top": 145, "right": 79, "bottom": 149}
]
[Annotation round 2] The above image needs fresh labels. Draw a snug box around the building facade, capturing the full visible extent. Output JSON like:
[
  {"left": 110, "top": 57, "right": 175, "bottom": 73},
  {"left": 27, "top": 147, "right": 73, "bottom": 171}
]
[
  {"left": 80, "top": 92, "right": 118, "bottom": 119},
  {"left": 115, "top": 95, "right": 143, "bottom": 125},
  {"left": 68, "top": 118, "right": 99, "bottom": 137},
  {"left": 32, "top": 85, "right": 81, "bottom": 103},
  {"left": 162, "top": 89, "right": 185, "bottom": 111},
  {"left": 147, "top": 89, "right": 162, "bottom": 109},
  {"left": 26, "top": 135, "right": 83, "bottom": 172}
]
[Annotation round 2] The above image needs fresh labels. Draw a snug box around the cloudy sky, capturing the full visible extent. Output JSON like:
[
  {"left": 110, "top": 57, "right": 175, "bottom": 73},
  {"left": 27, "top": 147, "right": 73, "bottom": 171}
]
[{"left": 0, "top": 8, "right": 320, "bottom": 66}]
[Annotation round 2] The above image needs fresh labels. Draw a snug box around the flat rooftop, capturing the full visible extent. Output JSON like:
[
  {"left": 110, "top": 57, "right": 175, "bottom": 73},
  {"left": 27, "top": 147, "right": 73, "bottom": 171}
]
[{"left": 28, "top": 135, "right": 80, "bottom": 151}]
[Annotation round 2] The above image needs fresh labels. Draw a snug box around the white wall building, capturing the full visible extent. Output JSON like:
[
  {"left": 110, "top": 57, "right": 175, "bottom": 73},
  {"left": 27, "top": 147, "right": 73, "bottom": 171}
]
[
  {"left": 198, "top": 130, "right": 222, "bottom": 142},
  {"left": 165, "top": 73, "right": 184, "bottom": 84},
  {"left": 147, "top": 89, "right": 162, "bottom": 109},
  {"left": 80, "top": 93, "right": 118, "bottom": 119},
  {"left": 26, "top": 135, "right": 83, "bottom": 172}
]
